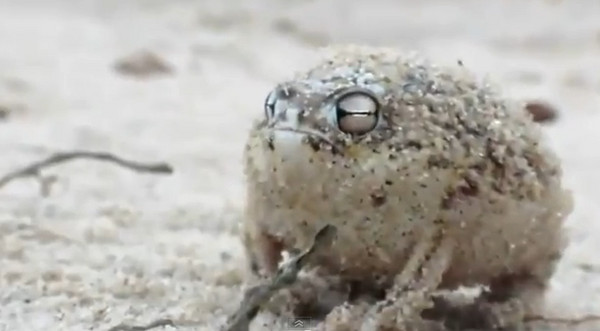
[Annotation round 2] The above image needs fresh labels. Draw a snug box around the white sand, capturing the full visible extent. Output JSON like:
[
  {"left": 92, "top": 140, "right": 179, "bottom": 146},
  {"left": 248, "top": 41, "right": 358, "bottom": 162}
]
[{"left": 1, "top": 0, "right": 600, "bottom": 330}]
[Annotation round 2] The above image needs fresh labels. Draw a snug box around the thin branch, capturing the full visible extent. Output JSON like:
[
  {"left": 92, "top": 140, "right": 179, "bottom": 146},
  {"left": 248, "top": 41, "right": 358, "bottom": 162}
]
[
  {"left": 525, "top": 313, "right": 600, "bottom": 326},
  {"left": 0, "top": 150, "right": 173, "bottom": 190},
  {"left": 108, "top": 319, "right": 175, "bottom": 331},
  {"left": 223, "top": 224, "right": 338, "bottom": 331}
]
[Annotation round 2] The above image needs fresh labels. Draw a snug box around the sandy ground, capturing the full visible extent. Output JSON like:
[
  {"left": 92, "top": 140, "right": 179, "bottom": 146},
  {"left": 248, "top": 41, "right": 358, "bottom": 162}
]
[{"left": 1, "top": 0, "right": 600, "bottom": 330}]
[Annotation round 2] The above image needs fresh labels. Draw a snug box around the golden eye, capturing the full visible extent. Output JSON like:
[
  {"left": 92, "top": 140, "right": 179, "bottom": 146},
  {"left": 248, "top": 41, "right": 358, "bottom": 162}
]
[{"left": 335, "top": 91, "right": 379, "bottom": 135}]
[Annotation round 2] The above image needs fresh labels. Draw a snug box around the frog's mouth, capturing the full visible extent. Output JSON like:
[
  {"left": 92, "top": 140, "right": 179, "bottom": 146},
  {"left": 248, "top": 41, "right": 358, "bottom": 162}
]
[{"left": 271, "top": 127, "right": 343, "bottom": 156}]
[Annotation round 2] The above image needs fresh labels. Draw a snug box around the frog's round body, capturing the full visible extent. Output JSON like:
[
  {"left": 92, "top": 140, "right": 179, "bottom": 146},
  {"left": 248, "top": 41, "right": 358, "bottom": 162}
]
[{"left": 242, "top": 45, "right": 573, "bottom": 313}]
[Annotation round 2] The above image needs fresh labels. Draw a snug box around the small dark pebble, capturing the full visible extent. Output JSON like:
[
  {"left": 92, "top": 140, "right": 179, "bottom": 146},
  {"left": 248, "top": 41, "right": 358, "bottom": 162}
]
[
  {"left": 0, "top": 105, "right": 10, "bottom": 120},
  {"left": 113, "top": 50, "right": 174, "bottom": 78},
  {"left": 0, "top": 103, "right": 26, "bottom": 121},
  {"left": 525, "top": 101, "right": 559, "bottom": 123},
  {"left": 220, "top": 251, "right": 232, "bottom": 262}
]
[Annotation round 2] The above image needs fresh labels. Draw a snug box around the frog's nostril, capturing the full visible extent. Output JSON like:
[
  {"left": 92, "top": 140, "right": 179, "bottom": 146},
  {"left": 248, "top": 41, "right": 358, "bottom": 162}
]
[
  {"left": 274, "top": 106, "right": 301, "bottom": 128},
  {"left": 275, "top": 109, "right": 288, "bottom": 122}
]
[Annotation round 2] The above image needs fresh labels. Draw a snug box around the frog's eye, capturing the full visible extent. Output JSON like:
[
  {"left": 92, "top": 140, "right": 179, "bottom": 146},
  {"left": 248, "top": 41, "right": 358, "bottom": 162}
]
[
  {"left": 335, "top": 91, "right": 379, "bottom": 135},
  {"left": 264, "top": 90, "right": 277, "bottom": 120}
]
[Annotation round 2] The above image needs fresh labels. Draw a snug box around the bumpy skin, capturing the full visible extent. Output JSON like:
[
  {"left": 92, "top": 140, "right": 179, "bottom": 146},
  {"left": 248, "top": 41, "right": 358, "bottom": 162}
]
[{"left": 242, "top": 45, "right": 573, "bottom": 330}]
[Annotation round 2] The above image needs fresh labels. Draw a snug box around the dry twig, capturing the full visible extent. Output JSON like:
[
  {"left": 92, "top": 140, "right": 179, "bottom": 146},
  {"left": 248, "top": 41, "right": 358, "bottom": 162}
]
[
  {"left": 525, "top": 313, "right": 600, "bottom": 326},
  {"left": 108, "top": 319, "right": 175, "bottom": 331},
  {"left": 223, "top": 224, "right": 338, "bottom": 331},
  {"left": 0, "top": 150, "right": 173, "bottom": 191}
]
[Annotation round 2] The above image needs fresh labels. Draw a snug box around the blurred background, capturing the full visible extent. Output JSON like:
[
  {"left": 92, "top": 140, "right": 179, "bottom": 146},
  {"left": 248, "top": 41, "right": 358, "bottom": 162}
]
[{"left": 1, "top": 0, "right": 600, "bottom": 330}]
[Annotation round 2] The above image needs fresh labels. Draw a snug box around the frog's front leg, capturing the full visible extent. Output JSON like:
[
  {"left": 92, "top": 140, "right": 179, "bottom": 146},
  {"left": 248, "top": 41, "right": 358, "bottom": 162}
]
[
  {"left": 319, "top": 223, "right": 454, "bottom": 331},
  {"left": 365, "top": 223, "right": 454, "bottom": 330}
]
